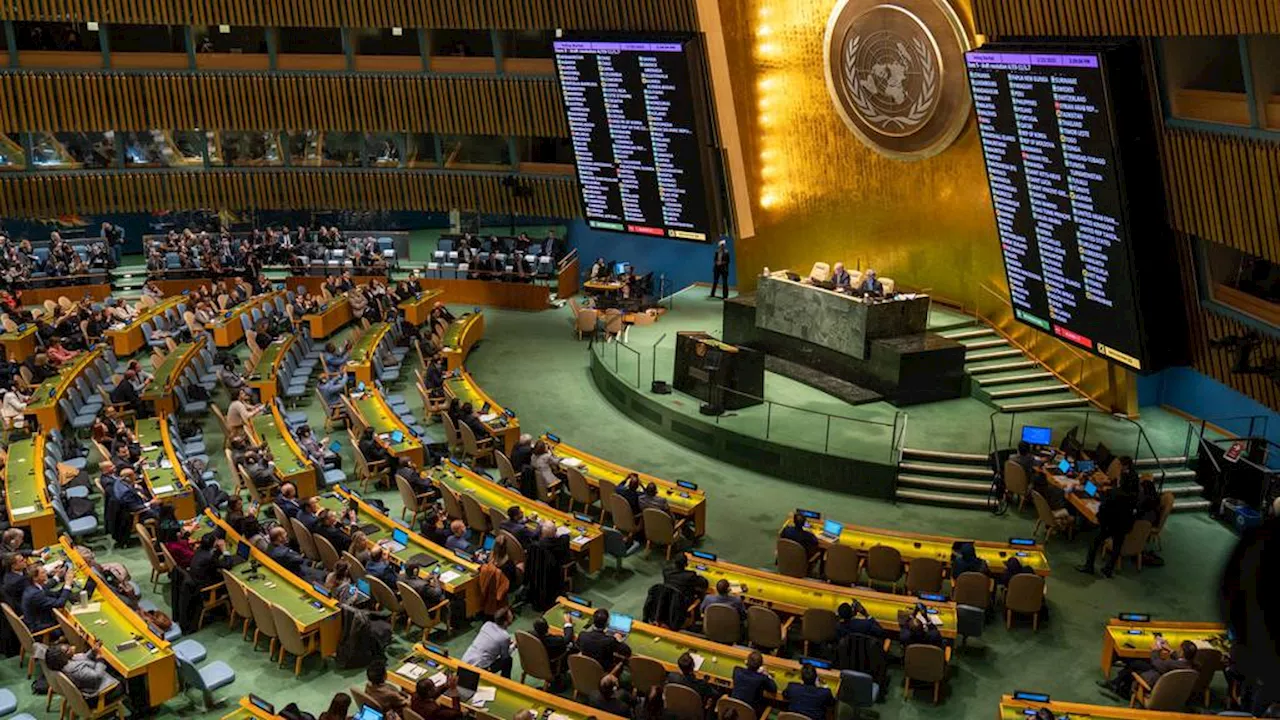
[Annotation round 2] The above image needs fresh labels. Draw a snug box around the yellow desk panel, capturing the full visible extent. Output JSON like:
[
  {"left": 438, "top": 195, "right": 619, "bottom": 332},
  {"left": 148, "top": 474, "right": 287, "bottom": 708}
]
[
  {"left": 24, "top": 347, "right": 102, "bottom": 430},
  {"left": 690, "top": 555, "right": 957, "bottom": 638},
  {"left": 211, "top": 292, "right": 282, "bottom": 348},
  {"left": 140, "top": 340, "right": 202, "bottom": 419},
  {"left": 348, "top": 390, "right": 425, "bottom": 468},
  {"left": 441, "top": 312, "right": 484, "bottom": 371},
  {"left": 432, "top": 460, "right": 604, "bottom": 573},
  {"left": 1099, "top": 619, "right": 1227, "bottom": 678},
  {"left": 246, "top": 406, "right": 318, "bottom": 498},
  {"left": 1000, "top": 694, "right": 1210, "bottom": 719},
  {"left": 223, "top": 696, "right": 283, "bottom": 720},
  {"left": 247, "top": 335, "right": 295, "bottom": 405},
  {"left": 107, "top": 297, "right": 183, "bottom": 357},
  {"left": 303, "top": 296, "right": 352, "bottom": 339},
  {"left": 443, "top": 368, "right": 519, "bottom": 456},
  {"left": 346, "top": 322, "right": 391, "bottom": 385},
  {"left": 136, "top": 418, "right": 196, "bottom": 519},
  {"left": 0, "top": 323, "right": 38, "bottom": 363},
  {"left": 545, "top": 434, "right": 707, "bottom": 537},
  {"left": 4, "top": 437, "right": 55, "bottom": 549},
  {"left": 399, "top": 288, "right": 443, "bottom": 326}
]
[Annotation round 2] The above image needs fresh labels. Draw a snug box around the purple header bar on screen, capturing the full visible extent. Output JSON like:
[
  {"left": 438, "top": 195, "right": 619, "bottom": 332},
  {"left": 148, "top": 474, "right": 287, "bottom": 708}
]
[
  {"left": 553, "top": 41, "right": 684, "bottom": 53},
  {"left": 965, "top": 52, "right": 1100, "bottom": 68}
]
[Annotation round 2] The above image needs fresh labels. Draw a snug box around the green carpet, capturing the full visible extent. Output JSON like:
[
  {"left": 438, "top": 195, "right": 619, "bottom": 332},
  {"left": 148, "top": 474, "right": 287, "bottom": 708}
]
[{"left": 0, "top": 297, "right": 1242, "bottom": 720}]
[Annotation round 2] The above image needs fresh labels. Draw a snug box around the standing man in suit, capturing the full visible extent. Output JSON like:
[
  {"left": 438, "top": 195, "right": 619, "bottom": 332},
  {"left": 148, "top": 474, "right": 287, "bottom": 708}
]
[
  {"left": 711, "top": 239, "right": 731, "bottom": 299},
  {"left": 1078, "top": 475, "right": 1139, "bottom": 578}
]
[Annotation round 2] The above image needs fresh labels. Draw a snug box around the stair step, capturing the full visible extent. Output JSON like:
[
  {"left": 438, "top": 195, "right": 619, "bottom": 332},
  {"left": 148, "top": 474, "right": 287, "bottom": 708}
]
[
  {"left": 897, "top": 474, "right": 992, "bottom": 493},
  {"left": 1158, "top": 469, "right": 1197, "bottom": 481},
  {"left": 967, "top": 348, "right": 1023, "bottom": 362},
  {"left": 895, "top": 488, "right": 991, "bottom": 509},
  {"left": 898, "top": 462, "right": 992, "bottom": 478},
  {"left": 967, "top": 360, "right": 1036, "bottom": 375},
  {"left": 976, "top": 371, "right": 1055, "bottom": 387},
  {"left": 1136, "top": 456, "right": 1187, "bottom": 468},
  {"left": 999, "top": 397, "right": 1092, "bottom": 412},
  {"left": 1164, "top": 482, "right": 1202, "bottom": 496},
  {"left": 1172, "top": 499, "right": 1211, "bottom": 512},
  {"left": 940, "top": 328, "right": 996, "bottom": 341},
  {"left": 987, "top": 384, "right": 1073, "bottom": 399},
  {"left": 961, "top": 338, "right": 1008, "bottom": 350},
  {"left": 901, "top": 448, "right": 990, "bottom": 464}
]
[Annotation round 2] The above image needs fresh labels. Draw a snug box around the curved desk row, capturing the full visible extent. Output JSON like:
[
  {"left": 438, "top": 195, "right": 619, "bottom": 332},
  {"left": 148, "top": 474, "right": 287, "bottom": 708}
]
[
  {"left": 247, "top": 403, "right": 319, "bottom": 497},
  {"left": 346, "top": 322, "right": 392, "bottom": 384},
  {"left": 345, "top": 389, "right": 426, "bottom": 468},
  {"left": 24, "top": 346, "right": 103, "bottom": 430},
  {"left": 398, "top": 288, "right": 444, "bottom": 327},
  {"left": 211, "top": 291, "right": 283, "bottom": 348},
  {"left": 302, "top": 296, "right": 351, "bottom": 340},
  {"left": 136, "top": 416, "right": 198, "bottom": 520},
  {"left": 440, "top": 312, "right": 485, "bottom": 371},
  {"left": 0, "top": 322, "right": 39, "bottom": 363},
  {"left": 443, "top": 368, "right": 519, "bottom": 456},
  {"left": 4, "top": 435, "right": 54, "bottom": 548},
  {"left": 999, "top": 694, "right": 1212, "bottom": 719},
  {"left": 248, "top": 335, "right": 296, "bottom": 405},
  {"left": 1099, "top": 619, "right": 1227, "bottom": 678},
  {"left": 140, "top": 339, "right": 205, "bottom": 419},
  {"left": 106, "top": 296, "right": 184, "bottom": 357}
]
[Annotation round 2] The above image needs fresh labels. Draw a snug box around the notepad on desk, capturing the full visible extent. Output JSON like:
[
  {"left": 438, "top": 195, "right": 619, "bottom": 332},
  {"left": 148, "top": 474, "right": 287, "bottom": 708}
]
[
  {"left": 395, "top": 662, "right": 428, "bottom": 680},
  {"left": 559, "top": 458, "right": 584, "bottom": 469},
  {"left": 470, "top": 687, "right": 496, "bottom": 705},
  {"left": 571, "top": 535, "right": 590, "bottom": 546},
  {"left": 70, "top": 602, "right": 102, "bottom": 615},
  {"left": 479, "top": 413, "right": 498, "bottom": 423},
  {"left": 438, "top": 570, "right": 462, "bottom": 584},
  {"left": 11, "top": 505, "right": 36, "bottom": 516},
  {"left": 151, "top": 485, "right": 175, "bottom": 495}
]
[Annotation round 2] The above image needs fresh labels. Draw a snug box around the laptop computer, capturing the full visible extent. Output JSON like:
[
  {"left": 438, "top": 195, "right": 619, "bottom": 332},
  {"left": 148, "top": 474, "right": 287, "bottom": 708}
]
[
  {"left": 1077, "top": 460, "right": 1096, "bottom": 474},
  {"left": 226, "top": 541, "right": 252, "bottom": 568},
  {"left": 354, "top": 706, "right": 384, "bottom": 720},
  {"left": 358, "top": 523, "right": 381, "bottom": 536},
  {"left": 1082, "top": 480, "right": 1099, "bottom": 498},
  {"left": 382, "top": 528, "right": 409, "bottom": 553},
  {"left": 1057, "top": 459, "right": 1073, "bottom": 474},
  {"left": 820, "top": 519, "right": 843, "bottom": 540},
  {"left": 607, "top": 612, "right": 634, "bottom": 638},
  {"left": 454, "top": 667, "right": 481, "bottom": 701}
]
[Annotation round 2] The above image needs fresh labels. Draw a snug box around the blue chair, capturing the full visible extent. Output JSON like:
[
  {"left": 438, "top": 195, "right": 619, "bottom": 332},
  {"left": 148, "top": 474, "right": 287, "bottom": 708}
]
[
  {"left": 837, "top": 670, "right": 879, "bottom": 718},
  {"left": 172, "top": 639, "right": 207, "bottom": 664},
  {"left": 0, "top": 687, "right": 17, "bottom": 715},
  {"left": 173, "top": 387, "right": 208, "bottom": 416},
  {"left": 58, "top": 399, "right": 96, "bottom": 432},
  {"left": 50, "top": 497, "right": 98, "bottom": 539},
  {"left": 602, "top": 527, "right": 641, "bottom": 571},
  {"left": 956, "top": 604, "right": 985, "bottom": 647},
  {"left": 322, "top": 467, "right": 346, "bottom": 487},
  {"left": 176, "top": 657, "right": 235, "bottom": 710}
]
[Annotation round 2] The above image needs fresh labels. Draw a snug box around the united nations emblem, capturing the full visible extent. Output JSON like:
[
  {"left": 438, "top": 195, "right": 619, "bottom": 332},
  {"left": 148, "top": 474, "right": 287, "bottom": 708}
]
[{"left": 824, "top": 0, "right": 972, "bottom": 160}]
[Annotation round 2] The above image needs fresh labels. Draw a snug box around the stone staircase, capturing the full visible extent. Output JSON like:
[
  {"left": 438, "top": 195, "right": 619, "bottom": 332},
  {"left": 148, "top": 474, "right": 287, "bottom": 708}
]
[{"left": 894, "top": 447, "right": 1209, "bottom": 512}]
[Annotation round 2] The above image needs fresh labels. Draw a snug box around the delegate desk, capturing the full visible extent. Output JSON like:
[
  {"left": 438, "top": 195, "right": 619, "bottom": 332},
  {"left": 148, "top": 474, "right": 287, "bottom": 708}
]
[
  {"left": 321, "top": 485, "right": 481, "bottom": 617},
  {"left": 398, "top": 288, "right": 443, "bottom": 326},
  {"left": 1044, "top": 467, "right": 1108, "bottom": 525},
  {"left": 543, "top": 433, "right": 707, "bottom": 537},
  {"left": 248, "top": 335, "right": 295, "bottom": 404},
  {"left": 140, "top": 340, "right": 203, "bottom": 418},
  {"left": 443, "top": 368, "right": 519, "bottom": 455},
  {"left": 0, "top": 323, "right": 38, "bottom": 363},
  {"left": 222, "top": 696, "right": 283, "bottom": 720},
  {"left": 1099, "top": 619, "right": 1227, "bottom": 678},
  {"left": 544, "top": 597, "right": 840, "bottom": 696},
  {"left": 4, "top": 436, "right": 55, "bottom": 549},
  {"left": 392, "top": 644, "right": 624, "bottom": 720},
  {"left": 432, "top": 460, "right": 604, "bottom": 573},
  {"left": 440, "top": 312, "right": 484, "bottom": 371},
  {"left": 136, "top": 417, "right": 197, "bottom": 519},
  {"left": 52, "top": 539, "right": 177, "bottom": 708},
  {"left": 24, "top": 347, "right": 102, "bottom": 430},
  {"left": 347, "top": 389, "right": 426, "bottom": 468},
  {"left": 107, "top": 296, "right": 183, "bottom": 357},
  {"left": 346, "top": 322, "right": 392, "bottom": 385},
  {"left": 303, "top": 296, "right": 352, "bottom": 340},
  {"left": 246, "top": 405, "right": 318, "bottom": 498},
  {"left": 212, "top": 292, "right": 282, "bottom": 348},
  {"left": 690, "top": 554, "right": 957, "bottom": 641},
  {"left": 196, "top": 510, "right": 342, "bottom": 657},
  {"left": 999, "top": 694, "right": 1210, "bottom": 720},
  {"left": 795, "top": 515, "right": 1050, "bottom": 576}
]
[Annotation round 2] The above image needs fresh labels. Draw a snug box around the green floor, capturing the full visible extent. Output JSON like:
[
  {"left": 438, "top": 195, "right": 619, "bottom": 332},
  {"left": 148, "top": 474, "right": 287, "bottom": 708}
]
[{"left": 0, "top": 296, "right": 1243, "bottom": 720}]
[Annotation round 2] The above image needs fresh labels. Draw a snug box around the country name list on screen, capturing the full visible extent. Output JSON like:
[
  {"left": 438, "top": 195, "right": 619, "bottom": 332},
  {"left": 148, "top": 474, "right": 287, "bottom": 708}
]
[{"left": 553, "top": 39, "right": 712, "bottom": 242}]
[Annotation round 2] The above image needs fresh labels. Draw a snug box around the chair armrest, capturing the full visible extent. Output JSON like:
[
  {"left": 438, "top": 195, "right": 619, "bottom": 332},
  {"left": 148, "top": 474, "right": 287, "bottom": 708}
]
[
  {"left": 428, "top": 599, "right": 450, "bottom": 614},
  {"left": 31, "top": 624, "right": 60, "bottom": 638},
  {"left": 201, "top": 581, "right": 226, "bottom": 596},
  {"left": 673, "top": 517, "right": 689, "bottom": 533},
  {"left": 780, "top": 616, "right": 795, "bottom": 635},
  {"left": 1132, "top": 674, "right": 1153, "bottom": 695}
]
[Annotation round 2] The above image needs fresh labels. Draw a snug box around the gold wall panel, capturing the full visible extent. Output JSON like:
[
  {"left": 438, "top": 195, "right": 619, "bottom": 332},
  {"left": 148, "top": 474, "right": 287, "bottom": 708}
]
[
  {"left": 0, "top": 71, "right": 569, "bottom": 136},
  {"left": 0, "top": 171, "right": 580, "bottom": 218},
  {"left": 0, "top": 0, "right": 699, "bottom": 31},
  {"left": 973, "top": 0, "right": 1280, "bottom": 37}
]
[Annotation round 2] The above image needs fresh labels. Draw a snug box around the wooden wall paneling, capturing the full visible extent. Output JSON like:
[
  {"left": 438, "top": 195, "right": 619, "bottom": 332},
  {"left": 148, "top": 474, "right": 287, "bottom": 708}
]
[{"left": 974, "top": 0, "right": 1280, "bottom": 36}]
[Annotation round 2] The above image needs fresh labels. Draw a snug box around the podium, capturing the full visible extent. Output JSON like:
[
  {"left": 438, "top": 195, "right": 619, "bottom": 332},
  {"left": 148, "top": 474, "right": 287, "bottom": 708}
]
[{"left": 673, "top": 332, "right": 764, "bottom": 411}]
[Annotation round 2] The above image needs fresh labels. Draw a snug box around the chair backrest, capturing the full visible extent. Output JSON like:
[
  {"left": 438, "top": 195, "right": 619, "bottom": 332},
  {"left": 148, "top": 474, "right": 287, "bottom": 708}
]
[
  {"left": 952, "top": 572, "right": 992, "bottom": 609},
  {"left": 246, "top": 590, "right": 278, "bottom": 639},
  {"left": 460, "top": 422, "right": 483, "bottom": 455},
  {"left": 342, "top": 552, "right": 367, "bottom": 579},
  {"left": 365, "top": 574, "right": 400, "bottom": 615},
  {"left": 629, "top": 655, "right": 667, "bottom": 693},
  {"left": 802, "top": 608, "right": 838, "bottom": 643},
  {"left": 837, "top": 670, "right": 876, "bottom": 707},
  {"left": 440, "top": 488, "right": 464, "bottom": 521},
  {"left": 54, "top": 670, "right": 98, "bottom": 718},
  {"left": 460, "top": 493, "right": 490, "bottom": 535},
  {"left": 641, "top": 507, "right": 676, "bottom": 546},
  {"left": 275, "top": 504, "right": 297, "bottom": 541},
  {"left": 440, "top": 415, "right": 460, "bottom": 447},
  {"left": 496, "top": 529, "right": 526, "bottom": 565},
  {"left": 397, "top": 474, "right": 420, "bottom": 511},
  {"left": 703, "top": 603, "right": 742, "bottom": 645},
  {"left": 1155, "top": 491, "right": 1176, "bottom": 532},
  {"left": 1005, "top": 573, "right": 1046, "bottom": 614},
  {"left": 904, "top": 643, "right": 946, "bottom": 682},
  {"left": 906, "top": 557, "right": 945, "bottom": 594},
  {"left": 775, "top": 537, "right": 809, "bottom": 578},
  {"left": 1145, "top": 668, "right": 1199, "bottom": 711},
  {"left": 956, "top": 604, "right": 985, "bottom": 640},
  {"left": 808, "top": 262, "right": 831, "bottom": 282},
  {"left": 866, "top": 545, "right": 903, "bottom": 582},
  {"left": 135, "top": 522, "right": 170, "bottom": 574},
  {"left": 1031, "top": 491, "right": 1057, "bottom": 527},
  {"left": 566, "top": 467, "right": 592, "bottom": 504},
  {"left": 664, "top": 682, "right": 705, "bottom": 720},
  {"left": 1190, "top": 647, "right": 1224, "bottom": 697},
  {"left": 314, "top": 533, "right": 340, "bottom": 571},
  {"left": 1003, "top": 459, "right": 1029, "bottom": 495},
  {"left": 1, "top": 602, "right": 36, "bottom": 654},
  {"left": 610, "top": 495, "right": 639, "bottom": 534},
  {"left": 568, "top": 653, "right": 605, "bottom": 698},
  {"left": 495, "top": 451, "right": 515, "bottom": 484},
  {"left": 515, "top": 630, "right": 555, "bottom": 683},
  {"left": 824, "top": 544, "right": 860, "bottom": 585},
  {"left": 271, "top": 603, "right": 309, "bottom": 656},
  {"left": 221, "top": 570, "right": 253, "bottom": 622},
  {"left": 1121, "top": 520, "right": 1154, "bottom": 557},
  {"left": 716, "top": 696, "right": 757, "bottom": 720},
  {"left": 292, "top": 519, "right": 319, "bottom": 561},
  {"left": 397, "top": 581, "right": 432, "bottom": 629},
  {"left": 349, "top": 685, "right": 383, "bottom": 713},
  {"left": 747, "top": 605, "right": 784, "bottom": 650}
]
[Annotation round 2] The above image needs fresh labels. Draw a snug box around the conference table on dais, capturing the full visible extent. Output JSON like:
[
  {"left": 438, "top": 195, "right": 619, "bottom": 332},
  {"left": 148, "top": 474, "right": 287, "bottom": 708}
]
[
  {"left": 390, "top": 644, "right": 625, "bottom": 720},
  {"left": 543, "top": 597, "right": 840, "bottom": 696},
  {"left": 140, "top": 339, "right": 203, "bottom": 418},
  {"left": 688, "top": 554, "right": 957, "bottom": 640},
  {"left": 136, "top": 417, "right": 197, "bottom": 519},
  {"left": 440, "top": 312, "right": 485, "bottom": 370},
  {"left": 4, "top": 435, "right": 55, "bottom": 549},
  {"left": 0, "top": 322, "right": 38, "bottom": 362},
  {"left": 23, "top": 346, "right": 102, "bottom": 429},
  {"left": 247, "top": 334, "right": 295, "bottom": 404},
  {"left": 106, "top": 296, "right": 183, "bottom": 356},
  {"left": 543, "top": 433, "right": 707, "bottom": 537},
  {"left": 303, "top": 296, "right": 352, "bottom": 339},
  {"left": 443, "top": 368, "right": 519, "bottom": 455},
  {"left": 1099, "top": 618, "right": 1228, "bottom": 678},
  {"left": 319, "top": 485, "right": 482, "bottom": 617},
  {"left": 432, "top": 460, "right": 605, "bottom": 573},
  {"left": 246, "top": 406, "right": 318, "bottom": 498},
  {"left": 51, "top": 538, "right": 178, "bottom": 707},
  {"left": 346, "top": 322, "right": 392, "bottom": 384},
  {"left": 999, "top": 693, "right": 1210, "bottom": 719},
  {"left": 398, "top": 288, "right": 443, "bottom": 326},
  {"left": 346, "top": 389, "right": 427, "bottom": 468},
  {"left": 794, "top": 514, "right": 1050, "bottom": 576},
  {"left": 195, "top": 510, "right": 342, "bottom": 656}
]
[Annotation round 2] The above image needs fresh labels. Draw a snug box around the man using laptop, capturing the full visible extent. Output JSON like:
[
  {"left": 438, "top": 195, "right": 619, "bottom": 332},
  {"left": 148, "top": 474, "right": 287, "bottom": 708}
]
[
  {"left": 578, "top": 608, "right": 632, "bottom": 670},
  {"left": 780, "top": 513, "right": 821, "bottom": 564},
  {"left": 461, "top": 608, "right": 516, "bottom": 677}
]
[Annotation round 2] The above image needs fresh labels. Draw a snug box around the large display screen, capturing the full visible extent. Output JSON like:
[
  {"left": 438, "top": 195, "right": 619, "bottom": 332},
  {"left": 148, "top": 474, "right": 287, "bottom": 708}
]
[
  {"left": 966, "top": 48, "right": 1148, "bottom": 371},
  {"left": 553, "top": 36, "right": 718, "bottom": 243}
]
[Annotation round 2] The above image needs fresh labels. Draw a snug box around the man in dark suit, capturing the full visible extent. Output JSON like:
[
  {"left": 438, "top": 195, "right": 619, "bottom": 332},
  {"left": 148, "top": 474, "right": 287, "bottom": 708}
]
[
  {"left": 1, "top": 553, "right": 29, "bottom": 610},
  {"left": 363, "top": 546, "right": 399, "bottom": 589},
  {"left": 500, "top": 506, "right": 537, "bottom": 547},
  {"left": 531, "top": 616, "right": 575, "bottom": 670},
  {"left": 831, "top": 262, "right": 853, "bottom": 292},
  {"left": 1012, "top": 441, "right": 1041, "bottom": 477},
  {"left": 667, "top": 651, "right": 721, "bottom": 704},
  {"left": 273, "top": 483, "right": 302, "bottom": 520},
  {"left": 1103, "top": 638, "right": 1198, "bottom": 698},
  {"left": 663, "top": 554, "right": 708, "bottom": 606},
  {"left": 509, "top": 435, "right": 535, "bottom": 474},
  {"left": 836, "top": 601, "right": 886, "bottom": 639},
  {"left": 20, "top": 564, "right": 72, "bottom": 631},
  {"left": 780, "top": 512, "right": 821, "bottom": 561},
  {"left": 266, "top": 526, "right": 323, "bottom": 582},
  {"left": 731, "top": 651, "right": 777, "bottom": 717},
  {"left": 859, "top": 268, "right": 884, "bottom": 297},
  {"left": 578, "top": 609, "right": 631, "bottom": 670},
  {"left": 110, "top": 369, "right": 143, "bottom": 412},
  {"left": 189, "top": 533, "right": 234, "bottom": 589},
  {"left": 312, "top": 510, "right": 353, "bottom": 554},
  {"left": 711, "top": 240, "right": 731, "bottom": 299},
  {"left": 1079, "top": 476, "right": 1139, "bottom": 577}
]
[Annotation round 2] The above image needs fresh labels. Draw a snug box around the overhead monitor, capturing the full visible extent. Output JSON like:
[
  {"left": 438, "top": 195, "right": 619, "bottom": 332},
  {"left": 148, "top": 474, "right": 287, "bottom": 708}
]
[{"left": 553, "top": 35, "right": 721, "bottom": 243}]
